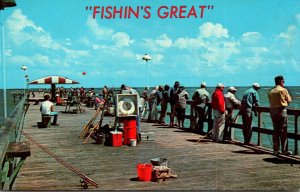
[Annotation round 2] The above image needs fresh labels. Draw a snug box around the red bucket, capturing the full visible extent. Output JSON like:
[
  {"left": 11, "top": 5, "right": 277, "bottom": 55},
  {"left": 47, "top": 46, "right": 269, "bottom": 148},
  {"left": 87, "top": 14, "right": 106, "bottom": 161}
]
[{"left": 137, "top": 163, "right": 153, "bottom": 182}]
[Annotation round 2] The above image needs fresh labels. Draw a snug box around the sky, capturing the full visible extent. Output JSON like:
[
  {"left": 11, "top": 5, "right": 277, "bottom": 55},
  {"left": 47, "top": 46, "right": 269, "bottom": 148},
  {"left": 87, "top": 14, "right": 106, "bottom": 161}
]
[{"left": 1, "top": 0, "right": 300, "bottom": 89}]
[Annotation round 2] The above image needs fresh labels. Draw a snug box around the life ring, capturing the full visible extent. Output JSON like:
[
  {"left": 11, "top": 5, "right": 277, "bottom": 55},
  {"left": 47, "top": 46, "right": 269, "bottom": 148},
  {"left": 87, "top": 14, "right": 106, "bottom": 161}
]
[{"left": 118, "top": 98, "right": 135, "bottom": 115}]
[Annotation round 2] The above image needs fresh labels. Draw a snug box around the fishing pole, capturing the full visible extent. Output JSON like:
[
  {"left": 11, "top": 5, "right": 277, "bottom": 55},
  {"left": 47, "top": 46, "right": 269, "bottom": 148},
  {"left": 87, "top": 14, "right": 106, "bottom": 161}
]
[
  {"left": 22, "top": 131, "right": 99, "bottom": 188},
  {"left": 262, "top": 121, "right": 273, "bottom": 146},
  {"left": 261, "top": 121, "right": 295, "bottom": 167},
  {"left": 196, "top": 110, "right": 238, "bottom": 143}
]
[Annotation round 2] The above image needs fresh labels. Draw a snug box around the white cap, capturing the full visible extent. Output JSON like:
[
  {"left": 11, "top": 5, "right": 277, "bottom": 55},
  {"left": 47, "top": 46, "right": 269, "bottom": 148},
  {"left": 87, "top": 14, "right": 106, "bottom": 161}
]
[
  {"left": 252, "top": 83, "right": 260, "bottom": 88},
  {"left": 217, "top": 83, "right": 225, "bottom": 88},
  {"left": 56, "top": 94, "right": 59, "bottom": 97},
  {"left": 201, "top": 82, "right": 206, "bottom": 87},
  {"left": 228, "top": 86, "right": 237, "bottom": 91}
]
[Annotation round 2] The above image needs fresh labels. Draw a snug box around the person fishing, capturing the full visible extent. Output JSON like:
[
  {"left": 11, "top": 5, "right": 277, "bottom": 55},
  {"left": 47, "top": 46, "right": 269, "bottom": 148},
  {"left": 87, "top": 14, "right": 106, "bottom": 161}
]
[
  {"left": 223, "top": 86, "right": 241, "bottom": 141},
  {"left": 192, "top": 82, "right": 210, "bottom": 134},
  {"left": 211, "top": 83, "right": 226, "bottom": 142},
  {"left": 240, "top": 83, "right": 260, "bottom": 145},
  {"left": 268, "top": 75, "right": 292, "bottom": 156}
]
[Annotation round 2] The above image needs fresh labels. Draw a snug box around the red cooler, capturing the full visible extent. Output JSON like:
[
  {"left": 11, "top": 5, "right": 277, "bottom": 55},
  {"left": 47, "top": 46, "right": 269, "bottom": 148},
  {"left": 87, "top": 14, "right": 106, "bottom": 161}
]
[{"left": 110, "top": 131, "right": 123, "bottom": 147}]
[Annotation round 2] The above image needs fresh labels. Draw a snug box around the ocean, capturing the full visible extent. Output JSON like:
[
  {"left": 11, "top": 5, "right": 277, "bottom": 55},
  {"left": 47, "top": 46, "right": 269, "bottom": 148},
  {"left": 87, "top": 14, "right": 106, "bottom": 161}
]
[{"left": 1, "top": 86, "right": 300, "bottom": 151}]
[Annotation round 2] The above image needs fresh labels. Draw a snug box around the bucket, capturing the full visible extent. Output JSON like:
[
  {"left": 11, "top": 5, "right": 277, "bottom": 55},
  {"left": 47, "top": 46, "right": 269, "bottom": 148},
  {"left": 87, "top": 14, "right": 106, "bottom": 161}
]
[
  {"left": 123, "top": 126, "right": 136, "bottom": 145},
  {"left": 137, "top": 163, "right": 152, "bottom": 182},
  {"left": 110, "top": 131, "right": 123, "bottom": 147},
  {"left": 150, "top": 158, "right": 168, "bottom": 167},
  {"left": 130, "top": 139, "right": 137, "bottom": 147}
]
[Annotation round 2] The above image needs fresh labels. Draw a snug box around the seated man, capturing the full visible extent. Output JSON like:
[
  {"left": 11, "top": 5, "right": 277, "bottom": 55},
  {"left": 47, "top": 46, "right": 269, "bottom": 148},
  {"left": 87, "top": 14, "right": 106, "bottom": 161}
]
[{"left": 40, "top": 94, "right": 59, "bottom": 126}]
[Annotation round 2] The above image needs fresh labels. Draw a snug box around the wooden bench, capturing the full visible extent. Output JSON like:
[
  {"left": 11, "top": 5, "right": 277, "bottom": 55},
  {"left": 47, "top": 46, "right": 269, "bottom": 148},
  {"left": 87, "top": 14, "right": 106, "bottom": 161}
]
[
  {"left": 2, "top": 141, "right": 31, "bottom": 190},
  {"left": 37, "top": 116, "right": 52, "bottom": 128}
]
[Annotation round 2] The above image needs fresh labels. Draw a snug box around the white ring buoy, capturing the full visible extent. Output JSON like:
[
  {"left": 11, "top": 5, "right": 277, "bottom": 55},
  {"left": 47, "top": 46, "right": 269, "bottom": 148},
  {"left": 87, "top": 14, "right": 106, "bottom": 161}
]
[{"left": 118, "top": 98, "right": 135, "bottom": 115}]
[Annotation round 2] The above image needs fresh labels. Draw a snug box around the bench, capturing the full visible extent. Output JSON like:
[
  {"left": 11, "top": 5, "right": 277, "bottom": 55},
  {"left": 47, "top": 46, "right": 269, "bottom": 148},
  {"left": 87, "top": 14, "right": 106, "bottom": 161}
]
[
  {"left": 2, "top": 141, "right": 31, "bottom": 190},
  {"left": 37, "top": 116, "right": 51, "bottom": 128}
]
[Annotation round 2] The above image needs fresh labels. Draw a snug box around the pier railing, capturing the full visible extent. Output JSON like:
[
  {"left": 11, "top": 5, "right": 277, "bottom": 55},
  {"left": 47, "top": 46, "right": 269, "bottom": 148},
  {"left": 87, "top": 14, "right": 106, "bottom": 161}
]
[
  {"left": 161, "top": 101, "right": 300, "bottom": 155},
  {"left": 0, "top": 97, "right": 30, "bottom": 190}
]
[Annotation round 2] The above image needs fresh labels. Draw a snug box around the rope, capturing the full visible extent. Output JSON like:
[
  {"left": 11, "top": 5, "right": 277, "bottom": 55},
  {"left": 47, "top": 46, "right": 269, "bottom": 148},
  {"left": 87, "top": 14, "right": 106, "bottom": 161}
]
[{"left": 22, "top": 131, "right": 99, "bottom": 188}]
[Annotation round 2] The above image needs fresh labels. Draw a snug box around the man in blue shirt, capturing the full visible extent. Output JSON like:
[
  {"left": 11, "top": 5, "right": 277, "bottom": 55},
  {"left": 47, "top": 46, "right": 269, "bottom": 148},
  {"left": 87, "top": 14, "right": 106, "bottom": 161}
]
[{"left": 240, "top": 83, "right": 260, "bottom": 145}]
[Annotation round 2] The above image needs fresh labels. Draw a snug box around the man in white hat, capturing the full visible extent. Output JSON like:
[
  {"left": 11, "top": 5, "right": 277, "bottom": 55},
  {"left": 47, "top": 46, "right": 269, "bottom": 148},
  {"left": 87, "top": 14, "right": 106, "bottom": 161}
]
[
  {"left": 223, "top": 86, "right": 241, "bottom": 141},
  {"left": 240, "top": 83, "right": 261, "bottom": 145},
  {"left": 211, "top": 83, "right": 226, "bottom": 142},
  {"left": 192, "top": 82, "right": 210, "bottom": 134}
]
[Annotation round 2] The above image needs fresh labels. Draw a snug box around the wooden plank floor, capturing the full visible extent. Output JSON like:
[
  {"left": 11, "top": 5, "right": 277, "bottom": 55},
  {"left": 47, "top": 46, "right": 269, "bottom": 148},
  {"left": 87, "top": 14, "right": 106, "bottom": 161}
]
[{"left": 13, "top": 96, "right": 300, "bottom": 190}]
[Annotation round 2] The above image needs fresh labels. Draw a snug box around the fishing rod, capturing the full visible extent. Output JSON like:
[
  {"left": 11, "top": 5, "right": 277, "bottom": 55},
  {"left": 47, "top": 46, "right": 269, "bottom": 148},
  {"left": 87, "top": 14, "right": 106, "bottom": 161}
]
[
  {"left": 196, "top": 110, "right": 239, "bottom": 143},
  {"left": 22, "top": 131, "right": 99, "bottom": 189},
  {"left": 83, "top": 88, "right": 114, "bottom": 144},
  {"left": 262, "top": 121, "right": 273, "bottom": 147},
  {"left": 261, "top": 121, "right": 296, "bottom": 167}
]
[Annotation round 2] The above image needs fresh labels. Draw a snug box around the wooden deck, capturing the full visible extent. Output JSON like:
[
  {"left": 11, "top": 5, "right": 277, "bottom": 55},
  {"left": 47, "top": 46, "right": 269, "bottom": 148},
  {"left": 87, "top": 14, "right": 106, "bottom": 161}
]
[{"left": 13, "top": 98, "right": 300, "bottom": 190}]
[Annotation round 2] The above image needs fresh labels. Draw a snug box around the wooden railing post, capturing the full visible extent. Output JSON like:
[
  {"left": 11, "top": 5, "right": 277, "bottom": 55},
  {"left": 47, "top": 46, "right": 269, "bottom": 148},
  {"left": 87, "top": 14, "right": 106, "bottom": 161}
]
[
  {"left": 295, "top": 115, "right": 298, "bottom": 155},
  {"left": 207, "top": 104, "right": 213, "bottom": 133},
  {"left": 189, "top": 101, "right": 195, "bottom": 131},
  {"left": 257, "top": 111, "right": 262, "bottom": 146}
]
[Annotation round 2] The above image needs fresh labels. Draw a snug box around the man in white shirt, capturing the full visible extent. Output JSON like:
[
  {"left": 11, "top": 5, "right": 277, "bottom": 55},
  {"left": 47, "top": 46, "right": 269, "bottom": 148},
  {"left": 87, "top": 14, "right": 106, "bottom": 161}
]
[
  {"left": 224, "top": 86, "right": 241, "bottom": 141},
  {"left": 40, "top": 94, "right": 59, "bottom": 126}
]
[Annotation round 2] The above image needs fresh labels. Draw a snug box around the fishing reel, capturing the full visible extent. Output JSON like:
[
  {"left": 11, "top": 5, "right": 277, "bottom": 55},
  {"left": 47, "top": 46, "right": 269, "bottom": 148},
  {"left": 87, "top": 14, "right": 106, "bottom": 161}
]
[{"left": 80, "top": 179, "right": 88, "bottom": 189}]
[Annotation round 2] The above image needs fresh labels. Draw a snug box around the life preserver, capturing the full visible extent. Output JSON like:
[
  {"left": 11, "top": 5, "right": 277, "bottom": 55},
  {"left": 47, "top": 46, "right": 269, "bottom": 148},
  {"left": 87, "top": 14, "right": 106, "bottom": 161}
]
[{"left": 118, "top": 98, "right": 135, "bottom": 115}]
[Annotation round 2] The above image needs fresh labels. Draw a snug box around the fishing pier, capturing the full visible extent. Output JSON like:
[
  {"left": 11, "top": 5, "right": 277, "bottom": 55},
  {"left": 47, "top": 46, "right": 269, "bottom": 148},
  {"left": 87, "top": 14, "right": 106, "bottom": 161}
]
[{"left": 1, "top": 93, "right": 300, "bottom": 190}]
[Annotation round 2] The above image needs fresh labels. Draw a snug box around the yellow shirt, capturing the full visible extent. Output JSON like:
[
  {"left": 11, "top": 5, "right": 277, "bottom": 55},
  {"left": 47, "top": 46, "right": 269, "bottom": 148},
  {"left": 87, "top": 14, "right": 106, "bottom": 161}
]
[{"left": 268, "top": 85, "right": 292, "bottom": 108}]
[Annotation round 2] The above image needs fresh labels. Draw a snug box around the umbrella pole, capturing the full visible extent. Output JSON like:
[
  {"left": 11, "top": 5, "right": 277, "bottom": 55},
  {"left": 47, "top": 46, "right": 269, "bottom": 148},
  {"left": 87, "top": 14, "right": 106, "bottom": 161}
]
[{"left": 51, "top": 84, "right": 56, "bottom": 102}]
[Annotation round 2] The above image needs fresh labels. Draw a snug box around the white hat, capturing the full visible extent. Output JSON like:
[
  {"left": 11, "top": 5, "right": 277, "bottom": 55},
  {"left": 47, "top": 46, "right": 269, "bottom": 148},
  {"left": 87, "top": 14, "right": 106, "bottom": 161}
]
[
  {"left": 56, "top": 94, "right": 59, "bottom": 97},
  {"left": 228, "top": 86, "right": 237, "bottom": 91},
  {"left": 217, "top": 83, "right": 225, "bottom": 88},
  {"left": 201, "top": 82, "right": 206, "bottom": 87},
  {"left": 252, "top": 83, "right": 260, "bottom": 88}
]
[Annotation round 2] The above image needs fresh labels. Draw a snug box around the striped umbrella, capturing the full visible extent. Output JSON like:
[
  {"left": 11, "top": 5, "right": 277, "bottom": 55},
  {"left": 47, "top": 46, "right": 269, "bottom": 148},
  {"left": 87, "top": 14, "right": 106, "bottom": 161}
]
[{"left": 29, "top": 76, "right": 79, "bottom": 101}]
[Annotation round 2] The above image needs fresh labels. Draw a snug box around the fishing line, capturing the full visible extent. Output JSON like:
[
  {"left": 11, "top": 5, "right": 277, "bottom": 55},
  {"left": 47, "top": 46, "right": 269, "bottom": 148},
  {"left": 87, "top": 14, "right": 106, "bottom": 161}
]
[{"left": 22, "top": 131, "right": 99, "bottom": 188}]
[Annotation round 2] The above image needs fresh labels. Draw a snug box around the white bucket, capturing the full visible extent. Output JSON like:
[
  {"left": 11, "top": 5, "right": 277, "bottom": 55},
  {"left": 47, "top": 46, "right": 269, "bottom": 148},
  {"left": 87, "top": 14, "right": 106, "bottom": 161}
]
[{"left": 130, "top": 139, "right": 137, "bottom": 147}]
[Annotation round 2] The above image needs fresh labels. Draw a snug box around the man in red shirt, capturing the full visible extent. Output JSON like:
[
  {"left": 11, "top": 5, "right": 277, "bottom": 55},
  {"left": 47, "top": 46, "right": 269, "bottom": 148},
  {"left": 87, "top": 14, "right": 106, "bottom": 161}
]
[{"left": 211, "top": 83, "right": 226, "bottom": 142}]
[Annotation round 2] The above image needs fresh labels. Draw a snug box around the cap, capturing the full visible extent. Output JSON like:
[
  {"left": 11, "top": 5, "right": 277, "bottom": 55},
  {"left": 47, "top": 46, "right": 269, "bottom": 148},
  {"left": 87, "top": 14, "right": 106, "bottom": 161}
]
[
  {"left": 228, "top": 86, "right": 237, "bottom": 91},
  {"left": 201, "top": 82, "right": 206, "bottom": 87},
  {"left": 252, "top": 83, "right": 260, "bottom": 88},
  {"left": 217, "top": 83, "right": 225, "bottom": 88},
  {"left": 56, "top": 94, "right": 59, "bottom": 97}
]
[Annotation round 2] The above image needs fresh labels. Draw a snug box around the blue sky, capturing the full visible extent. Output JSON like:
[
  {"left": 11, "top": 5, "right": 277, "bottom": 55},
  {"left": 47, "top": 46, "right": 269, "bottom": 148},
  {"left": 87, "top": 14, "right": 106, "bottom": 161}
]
[{"left": 1, "top": 0, "right": 300, "bottom": 88}]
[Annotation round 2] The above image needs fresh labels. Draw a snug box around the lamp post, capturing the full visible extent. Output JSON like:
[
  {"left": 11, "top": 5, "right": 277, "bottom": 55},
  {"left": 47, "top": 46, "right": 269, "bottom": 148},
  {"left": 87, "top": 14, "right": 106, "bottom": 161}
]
[
  {"left": 1, "top": 0, "right": 17, "bottom": 121},
  {"left": 25, "top": 74, "right": 29, "bottom": 97},
  {"left": 21, "top": 65, "right": 27, "bottom": 95},
  {"left": 142, "top": 54, "right": 151, "bottom": 87}
]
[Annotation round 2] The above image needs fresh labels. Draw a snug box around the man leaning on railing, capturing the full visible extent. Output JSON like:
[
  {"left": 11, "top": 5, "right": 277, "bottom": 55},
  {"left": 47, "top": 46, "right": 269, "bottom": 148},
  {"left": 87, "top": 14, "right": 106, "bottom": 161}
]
[{"left": 268, "top": 75, "right": 292, "bottom": 156}]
